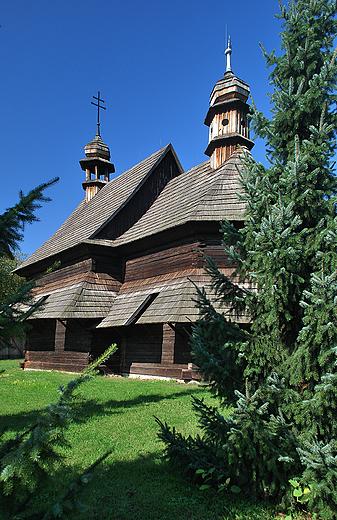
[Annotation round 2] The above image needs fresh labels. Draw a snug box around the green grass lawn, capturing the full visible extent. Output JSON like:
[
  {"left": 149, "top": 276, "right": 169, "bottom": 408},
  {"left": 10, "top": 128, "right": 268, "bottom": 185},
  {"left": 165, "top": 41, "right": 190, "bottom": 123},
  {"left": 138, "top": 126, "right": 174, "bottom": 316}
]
[{"left": 0, "top": 359, "right": 303, "bottom": 520}]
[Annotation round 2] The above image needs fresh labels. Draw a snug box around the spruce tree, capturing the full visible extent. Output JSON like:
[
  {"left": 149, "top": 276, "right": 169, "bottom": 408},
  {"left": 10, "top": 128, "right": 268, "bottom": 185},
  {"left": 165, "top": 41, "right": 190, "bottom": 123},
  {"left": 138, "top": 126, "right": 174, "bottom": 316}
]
[
  {"left": 157, "top": 1, "right": 337, "bottom": 515},
  {"left": 193, "top": 0, "right": 337, "bottom": 388},
  {"left": 0, "top": 179, "right": 58, "bottom": 346},
  {"left": 0, "top": 179, "right": 59, "bottom": 258}
]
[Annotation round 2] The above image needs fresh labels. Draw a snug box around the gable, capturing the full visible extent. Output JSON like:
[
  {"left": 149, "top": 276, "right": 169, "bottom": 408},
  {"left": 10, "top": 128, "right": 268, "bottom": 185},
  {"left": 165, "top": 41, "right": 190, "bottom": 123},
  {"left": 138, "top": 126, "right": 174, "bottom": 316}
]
[
  {"left": 93, "top": 144, "right": 183, "bottom": 240},
  {"left": 17, "top": 144, "right": 182, "bottom": 273}
]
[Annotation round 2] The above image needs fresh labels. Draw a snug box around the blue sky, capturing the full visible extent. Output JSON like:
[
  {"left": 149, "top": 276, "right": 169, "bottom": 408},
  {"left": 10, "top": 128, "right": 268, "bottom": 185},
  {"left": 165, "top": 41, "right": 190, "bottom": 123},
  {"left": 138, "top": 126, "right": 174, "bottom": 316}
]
[{"left": 1, "top": 0, "right": 283, "bottom": 258}]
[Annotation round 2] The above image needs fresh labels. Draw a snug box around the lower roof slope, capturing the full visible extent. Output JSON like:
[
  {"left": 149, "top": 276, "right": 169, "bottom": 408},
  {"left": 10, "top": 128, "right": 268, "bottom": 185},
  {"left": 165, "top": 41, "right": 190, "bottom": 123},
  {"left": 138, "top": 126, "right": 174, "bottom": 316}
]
[
  {"left": 30, "top": 280, "right": 117, "bottom": 320},
  {"left": 98, "top": 268, "right": 249, "bottom": 327}
]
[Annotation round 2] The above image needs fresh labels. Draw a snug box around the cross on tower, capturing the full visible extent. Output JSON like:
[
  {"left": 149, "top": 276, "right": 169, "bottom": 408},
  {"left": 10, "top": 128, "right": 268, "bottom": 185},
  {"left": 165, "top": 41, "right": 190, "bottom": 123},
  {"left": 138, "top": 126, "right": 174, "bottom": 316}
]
[{"left": 91, "top": 91, "right": 106, "bottom": 136}]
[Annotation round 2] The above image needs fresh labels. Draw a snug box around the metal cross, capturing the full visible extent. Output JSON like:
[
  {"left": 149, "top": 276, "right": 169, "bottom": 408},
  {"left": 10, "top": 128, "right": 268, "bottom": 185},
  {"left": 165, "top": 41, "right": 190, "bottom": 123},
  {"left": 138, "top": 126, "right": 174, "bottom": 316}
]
[{"left": 91, "top": 91, "right": 106, "bottom": 136}]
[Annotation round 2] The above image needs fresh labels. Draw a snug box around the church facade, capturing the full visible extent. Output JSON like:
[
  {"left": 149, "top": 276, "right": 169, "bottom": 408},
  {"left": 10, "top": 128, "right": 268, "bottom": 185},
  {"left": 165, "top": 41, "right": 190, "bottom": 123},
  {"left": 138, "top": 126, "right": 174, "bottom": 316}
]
[{"left": 16, "top": 43, "right": 253, "bottom": 379}]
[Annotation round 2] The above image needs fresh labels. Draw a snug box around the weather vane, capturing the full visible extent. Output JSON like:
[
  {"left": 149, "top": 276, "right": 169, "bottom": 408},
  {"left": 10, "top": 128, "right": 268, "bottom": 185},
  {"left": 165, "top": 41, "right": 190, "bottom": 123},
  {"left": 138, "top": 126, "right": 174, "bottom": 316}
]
[{"left": 91, "top": 91, "right": 106, "bottom": 136}]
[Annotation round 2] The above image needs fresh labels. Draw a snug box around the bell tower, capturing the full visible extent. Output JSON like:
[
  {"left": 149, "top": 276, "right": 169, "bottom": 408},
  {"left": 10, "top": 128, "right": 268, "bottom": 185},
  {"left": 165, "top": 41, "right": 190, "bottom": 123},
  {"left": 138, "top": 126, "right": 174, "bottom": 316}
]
[
  {"left": 204, "top": 38, "right": 254, "bottom": 169},
  {"left": 79, "top": 92, "right": 115, "bottom": 202}
]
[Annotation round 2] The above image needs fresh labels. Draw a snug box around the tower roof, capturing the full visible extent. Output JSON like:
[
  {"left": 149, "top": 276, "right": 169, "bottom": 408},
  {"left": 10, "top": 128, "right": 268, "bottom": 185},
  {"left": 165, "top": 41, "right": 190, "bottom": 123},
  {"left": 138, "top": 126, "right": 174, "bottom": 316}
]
[
  {"left": 204, "top": 39, "right": 253, "bottom": 168},
  {"left": 84, "top": 133, "right": 111, "bottom": 161}
]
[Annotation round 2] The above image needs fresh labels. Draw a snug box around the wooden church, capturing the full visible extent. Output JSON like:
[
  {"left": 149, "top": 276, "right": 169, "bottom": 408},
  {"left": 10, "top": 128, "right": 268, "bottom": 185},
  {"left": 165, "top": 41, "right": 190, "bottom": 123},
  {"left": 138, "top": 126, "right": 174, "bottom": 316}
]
[{"left": 16, "top": 41, "right": 253, "bottom": 379}]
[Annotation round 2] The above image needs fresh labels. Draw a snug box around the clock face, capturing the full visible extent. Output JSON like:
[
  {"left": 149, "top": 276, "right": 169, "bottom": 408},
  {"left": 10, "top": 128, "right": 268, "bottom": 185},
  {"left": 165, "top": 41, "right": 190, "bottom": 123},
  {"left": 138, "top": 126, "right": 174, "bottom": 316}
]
[{"left": 222, "top": 118, "right": 229, "bottom": 126}]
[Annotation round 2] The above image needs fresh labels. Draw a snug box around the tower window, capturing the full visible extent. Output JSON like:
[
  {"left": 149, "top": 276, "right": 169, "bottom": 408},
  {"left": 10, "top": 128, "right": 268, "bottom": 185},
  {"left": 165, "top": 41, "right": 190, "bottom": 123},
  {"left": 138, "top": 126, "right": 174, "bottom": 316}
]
[
  {"left": 241, "top": 119, "right": 246, "bottom": 127},
  {"left": 222, "top": 118, "right": 229, "bottom": 126}
]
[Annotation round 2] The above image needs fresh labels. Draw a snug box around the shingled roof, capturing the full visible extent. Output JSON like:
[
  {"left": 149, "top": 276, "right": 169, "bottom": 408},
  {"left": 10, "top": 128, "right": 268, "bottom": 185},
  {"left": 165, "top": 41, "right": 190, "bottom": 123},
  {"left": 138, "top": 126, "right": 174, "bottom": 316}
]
[
  {"left": 98, "top": 268, "right": 249, "bottom": 327},
  {"left": 19, "top": 144, "right": 180, "bottom": 270},
  {"left": 30, "top": 281, "right": 117, "bottom": 319},
  {"left": 109, "top": 150, "right": 246, "bottom": 247},
  {"left": 28, "top": 270, "right": 118, "bottom": 319},
  {"left": 18, "top": 146, "right": 246, "bottom": 272}
]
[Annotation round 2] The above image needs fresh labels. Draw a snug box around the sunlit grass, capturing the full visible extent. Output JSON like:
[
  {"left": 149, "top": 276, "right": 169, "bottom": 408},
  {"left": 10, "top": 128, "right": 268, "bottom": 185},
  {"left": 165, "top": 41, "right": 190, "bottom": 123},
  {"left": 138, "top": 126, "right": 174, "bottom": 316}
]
[{"left": 1, "top": 359, "right": 301, "bottom": 519}]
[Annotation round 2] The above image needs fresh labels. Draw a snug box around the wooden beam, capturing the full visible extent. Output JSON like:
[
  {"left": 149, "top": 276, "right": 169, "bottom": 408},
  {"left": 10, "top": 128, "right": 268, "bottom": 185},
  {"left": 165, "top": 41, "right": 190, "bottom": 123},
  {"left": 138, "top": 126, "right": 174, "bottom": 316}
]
[
  {"left": 55, "top": 319, "right": 67, "bottom": 352},
  {"left": 162, "top": 323, "right": 174, "bottom": 365},
  {"left": 168, "top": 322, "right": 186, "bottom": 340}
]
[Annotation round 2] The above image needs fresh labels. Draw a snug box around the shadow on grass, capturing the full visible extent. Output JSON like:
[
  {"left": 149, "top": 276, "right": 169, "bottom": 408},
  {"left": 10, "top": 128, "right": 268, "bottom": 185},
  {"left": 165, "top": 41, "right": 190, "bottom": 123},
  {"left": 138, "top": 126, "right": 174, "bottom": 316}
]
[
  {"left": 77, "top": 386, "right": 207, "bottom": 420},
  {"left": 0, "top": 386, "right": 206, "bottom": 433},
  {"left": 33, "top": 451, "right": 279, "bottom": 520}
]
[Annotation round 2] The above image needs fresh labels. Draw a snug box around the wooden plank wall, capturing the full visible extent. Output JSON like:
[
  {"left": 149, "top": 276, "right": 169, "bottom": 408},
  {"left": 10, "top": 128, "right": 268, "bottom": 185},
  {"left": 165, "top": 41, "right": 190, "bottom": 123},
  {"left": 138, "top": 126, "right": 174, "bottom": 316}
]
[
  {"left": 35, "top": 256, "right": 122, "bottom": 292},
  {"left": 36, "top": 258, "right": 93, "bottom": 287},
  {"left": 91, "top": 328, "right": 122, "bottom": 372},
  {"left": 27, "top": 319, "right": 56, "bottom": 351},
  {"left": 202, "top": 243, "right": 232, "bottom": 268},
  {"left": 162, "top": 324, "right": 175, "bottom": 365},
  {"left": 173, "top": 323, "right": 192, "bottom": 365},
  {"left": 123, "top": 324, "right": 163, "bottom": 368},
  {"left": 124, "top": 238, "right": 232, "bottom": 282},
  {"left": 93, "top": 255, "right": 123, "bottom": 282},
  {"left": 125, "top": 243, "right": 203, "bottom": 281},
  {"left": 24, "top": 319, "right": 195, "bottom": 378},
  {"left": 55, "top": 319, "right": 66, "bottom": 351},
  {"left": 25, "top": 318, "right": 92, "bottom": 372},
  {"left": 24, "top": 350, "right": 89, "bottom": 372},
  {"left": 65, "top": 319, "right": 92, "bottom": 352}
]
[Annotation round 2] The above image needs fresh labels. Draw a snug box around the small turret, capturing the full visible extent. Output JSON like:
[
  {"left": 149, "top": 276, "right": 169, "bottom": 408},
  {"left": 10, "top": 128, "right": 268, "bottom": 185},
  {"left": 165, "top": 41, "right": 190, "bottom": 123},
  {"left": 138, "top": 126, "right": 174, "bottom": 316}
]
[
  {"left": 204, "top": 38, "right": 254, "bottom": 169},
  {"left": 79, "top": 92, "right": 115, "bottom": 202}
]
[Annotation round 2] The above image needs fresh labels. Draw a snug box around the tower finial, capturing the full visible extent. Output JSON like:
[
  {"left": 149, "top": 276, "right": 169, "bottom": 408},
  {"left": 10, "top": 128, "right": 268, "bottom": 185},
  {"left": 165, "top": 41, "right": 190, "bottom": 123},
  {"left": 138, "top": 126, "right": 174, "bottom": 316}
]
[
  {"left": 225, "top": 36, "right": 232, "bottom": 73},
  {"left": 91, "top": 91, "right": 106, "bottom": 136}
]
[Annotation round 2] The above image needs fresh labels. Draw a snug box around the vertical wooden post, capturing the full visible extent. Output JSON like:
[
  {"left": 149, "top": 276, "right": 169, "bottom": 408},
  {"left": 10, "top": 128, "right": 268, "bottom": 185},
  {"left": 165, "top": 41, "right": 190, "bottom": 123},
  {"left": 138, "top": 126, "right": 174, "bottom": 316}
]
[
  {"left": 55, "top": 319, "right": 67, "bottom": 352},
  {"left": 161, "top": 323, "right": 175, "bottom": 366},
  {"left": 120, "top": 338, "right": 126, "bottom": 373}
]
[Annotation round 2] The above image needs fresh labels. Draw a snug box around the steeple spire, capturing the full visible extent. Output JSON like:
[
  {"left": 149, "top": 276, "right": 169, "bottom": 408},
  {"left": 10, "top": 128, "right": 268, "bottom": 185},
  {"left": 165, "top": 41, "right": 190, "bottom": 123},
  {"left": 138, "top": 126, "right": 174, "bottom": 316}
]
[{"left": 225, "top": 36, "right": 232, "bottom": 73}]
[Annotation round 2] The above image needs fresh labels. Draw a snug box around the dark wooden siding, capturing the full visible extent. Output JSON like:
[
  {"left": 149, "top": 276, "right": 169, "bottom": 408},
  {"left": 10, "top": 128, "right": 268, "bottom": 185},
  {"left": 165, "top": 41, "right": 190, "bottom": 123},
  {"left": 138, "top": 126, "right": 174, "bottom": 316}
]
[
  {"left": 124, "top": 240, "right": 231, "bottom": 282},
  {"left": 33, "top": 256, "right": 122, "bottom": 295},
  {"left": 65, "top": 319, "right": 93, "bottom": 352},
  {"left": 26, "top": 319, "right": 56, "bottom": 351},
  {"left": 123, "top": 324, "right": 163, "bottom": 367},
  {"left": 124, "top": 243, "right": 203, "bottom": 281},
  {"left": 173, "top": 323, "right": 192, "bottom": 365},
  {"left": 24, "top": 350, "right": 89, "bottom": 372},
  {"left": 91, "top": 328, "right": 122, "bottom": 372},
  {"left": 201, "top": 243, "right": 232, "bottom": 268},
  {"left": 93, "top": 255, "right": 123, "bottom": 282},
  {"left": 36, "top": 259, "right": 93, "bottom": 287}
]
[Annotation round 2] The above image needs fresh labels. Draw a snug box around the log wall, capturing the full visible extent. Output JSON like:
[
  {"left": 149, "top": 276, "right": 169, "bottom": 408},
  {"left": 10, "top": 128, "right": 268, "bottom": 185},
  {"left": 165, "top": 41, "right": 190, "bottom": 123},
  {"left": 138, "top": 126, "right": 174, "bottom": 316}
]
[
  {"left": 124, "top": 239, "right": 230, "bottom": 282},
  {"left": 36, "top": 258, "right": 93, "bottom": 287},
  {"left": 173, "top": 323, "right": 192, "bottom": 365},
  {"left": 65, "top": 319, "right": 92, "bottom": 352},
  {"left": 34, "top": 256, "right": 122, "bottom": 294},
  {"left": 24, "top": 350, "right": 89, "bottom": 372},
  {"left": 91, "top": 328, "right": 122, "bottom": 372},
  {"left": 123, "top": 324, "right": 163, "bottom": 369},
  {"left": 26, "top": 319, "right": 56, "bottom": 352}
]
